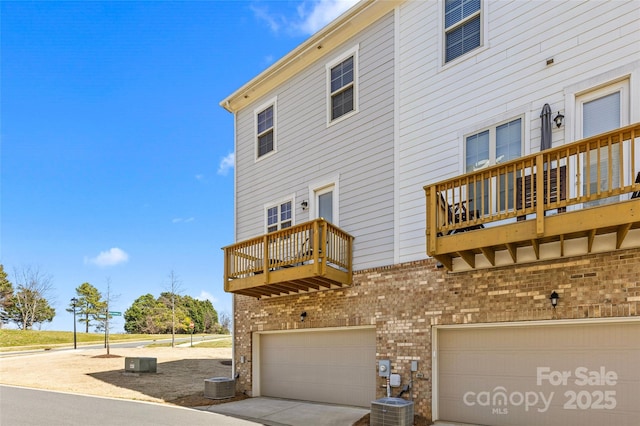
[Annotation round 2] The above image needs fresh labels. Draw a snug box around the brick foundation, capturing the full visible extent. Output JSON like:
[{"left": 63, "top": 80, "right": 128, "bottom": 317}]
[{"left": 232, "top": 248, "right": 640, "bottom": 420}]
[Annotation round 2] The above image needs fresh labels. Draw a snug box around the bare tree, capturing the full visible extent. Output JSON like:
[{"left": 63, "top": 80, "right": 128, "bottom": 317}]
[
  {"left": 7, "top": 266, "right": 56, "bottom": 330},
  {"left": 96, "top": 277, "right": 119, "bottom": 355},
  {"left": 219, "top": 311, "right": 232, "bottom": 335},
  {"left": 163, "top": 270, "right": 183, "bottom": 348}
]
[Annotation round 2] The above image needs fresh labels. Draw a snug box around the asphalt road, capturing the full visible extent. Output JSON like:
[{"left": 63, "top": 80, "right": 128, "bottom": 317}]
[{"left": 0, "top": 385, "right": 258, "bottom": 426}]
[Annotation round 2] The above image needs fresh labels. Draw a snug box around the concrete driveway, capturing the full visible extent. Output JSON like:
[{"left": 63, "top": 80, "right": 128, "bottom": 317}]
[{"left": 199, "top": 397, "right": 369, "bottom": 426}]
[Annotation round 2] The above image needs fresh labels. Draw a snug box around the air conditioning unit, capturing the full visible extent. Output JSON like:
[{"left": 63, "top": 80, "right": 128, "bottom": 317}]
[
  {"left": 204, "top": 377, "right": 235, "bottom": 399},
  {"left": 370, "top": 397, "right": 414, "bottom": 426}
]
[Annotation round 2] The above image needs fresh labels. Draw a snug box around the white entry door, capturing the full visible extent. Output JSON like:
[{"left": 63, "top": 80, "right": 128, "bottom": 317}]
[
  {"left": 315, "top": 184, "right": 336, "bottom": 224},
  {"left": 576, "top": 80, "right": 629, "bottom": 205}
]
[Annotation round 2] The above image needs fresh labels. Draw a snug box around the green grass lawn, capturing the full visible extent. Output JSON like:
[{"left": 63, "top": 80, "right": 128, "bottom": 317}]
[
  {"left": 139, "top": 335, "right": 233, "bottom": 348},
  {"left": 0, "top": 329, "right": 231, "bottom": 351}
]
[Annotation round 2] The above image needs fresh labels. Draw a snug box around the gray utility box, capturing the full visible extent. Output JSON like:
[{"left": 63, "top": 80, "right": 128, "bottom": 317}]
[
  {"left": 204, "top": 377, "right": 235, "bottom": 399},
  {"left": 370, "top": 397, "right": 414, "bottom": 426},
  {"left": 125, "top": 357, "right": 157, "bottom": 373}
]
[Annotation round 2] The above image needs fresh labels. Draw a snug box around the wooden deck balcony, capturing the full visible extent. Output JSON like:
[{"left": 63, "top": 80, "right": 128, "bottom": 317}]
[
  {"left": 223, "top": 219, "right": 354, "bottom": 298},
  {"left": 425, "top": 123, "right": 640, "bottom": 271}
]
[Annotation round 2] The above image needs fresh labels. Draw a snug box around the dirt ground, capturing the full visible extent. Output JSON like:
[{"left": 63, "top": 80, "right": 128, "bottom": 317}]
[
  {"left": 0, "top": 346, "right": 246, "bottom": 407},
  {"left": 1, "top": 346, "right": 431, "bottom": 425}
]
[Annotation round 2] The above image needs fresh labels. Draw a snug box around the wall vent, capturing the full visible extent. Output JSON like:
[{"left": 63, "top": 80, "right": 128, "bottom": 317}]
[
  {"left": 204, "top": 377, "right": 235, "bottom": 399},
  {"left": 370, "top": 397, "right": 414, "bottom": 426}
]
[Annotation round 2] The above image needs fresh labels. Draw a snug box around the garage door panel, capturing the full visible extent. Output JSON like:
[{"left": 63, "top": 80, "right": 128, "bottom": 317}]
[
  {"left": 437, "top": 321, "right": 640, "bottom": 426},
  {"left": 259, "top": 328, "right": 376, "bottom": 407}
]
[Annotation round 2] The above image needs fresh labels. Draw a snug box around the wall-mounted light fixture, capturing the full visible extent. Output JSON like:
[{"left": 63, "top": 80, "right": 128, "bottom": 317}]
[
  {"left": 301, "top": 200, "right": 308, "bottom": 210},
  {"left": 549, "top": 291, "right": 559, "bottom": 308},
  {"left": 300, "top": 311, "right": 307, "bottom": 322},
  {"left": 553, "top": 112, "right": 564, "bottom": 128}
]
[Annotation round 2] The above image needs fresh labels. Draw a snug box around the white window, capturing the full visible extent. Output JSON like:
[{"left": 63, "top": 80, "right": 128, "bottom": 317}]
[
  {"left": 576, "top": 79, "right": 629, "bottom": 205},
  {"left": 327, "top": 46, "right": 358, "bottom": 124},
  {"left": 255, "top": 98, "right": 277, "bottom": 159},
  {"left": 444, "top": 0, "right": 482, "bottom": 63},
  {"left": 465, "top": 117, "right": 523, "bottom": 213},
  {"left": 266, "top": 200, "right": 292, "bottom": 233}
]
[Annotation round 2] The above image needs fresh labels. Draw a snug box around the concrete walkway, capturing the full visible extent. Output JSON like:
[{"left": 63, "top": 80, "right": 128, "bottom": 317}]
[{"left": 199, "top": 397, "right": 369, "bottom": 426}]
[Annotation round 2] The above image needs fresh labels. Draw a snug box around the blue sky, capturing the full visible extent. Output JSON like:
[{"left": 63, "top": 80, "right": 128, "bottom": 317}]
[{"left": 1, "top": 0, "right": 357, "bottom": 332}]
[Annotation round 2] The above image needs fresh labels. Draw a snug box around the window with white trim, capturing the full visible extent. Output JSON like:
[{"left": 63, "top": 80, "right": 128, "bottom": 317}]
[
  {"left": 256, "top": 102, "right": 275, "bottom": 159},
  {"left": 444, "top": 0, "right": 481, "bottom": 63},
  {"left": 465, "top": 117, "right": 523, "bottom": 213},
  {"left": 266, "top": 200, "right": 292, "bottom": 233},
  {"left": 327, "top": 47, "right": 358, "bottom": 123}
]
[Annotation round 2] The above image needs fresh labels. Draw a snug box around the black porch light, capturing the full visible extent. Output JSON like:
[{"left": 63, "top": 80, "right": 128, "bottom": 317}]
[
  {"left": 300, "top": 311, "right": 307, "bottom": 322},
  {"left": 553, "top": 111, "right": 564, "bottom": 128},
  {"left": 549, "top": 291, "right": 560, "bottom": 308}
]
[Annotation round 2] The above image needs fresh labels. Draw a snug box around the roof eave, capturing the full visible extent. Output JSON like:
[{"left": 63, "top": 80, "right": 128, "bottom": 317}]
[{"left": 219, "top": 0, "right": 401, "bottom": 113}]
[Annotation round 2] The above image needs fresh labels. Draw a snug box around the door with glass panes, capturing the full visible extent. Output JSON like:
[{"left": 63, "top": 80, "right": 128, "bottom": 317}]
[
  {"left": 315, "top": 186, "right": 334, "bottom": 224},
  {"left": 576, "top": 80, "right": 629, "bottom": 206}
]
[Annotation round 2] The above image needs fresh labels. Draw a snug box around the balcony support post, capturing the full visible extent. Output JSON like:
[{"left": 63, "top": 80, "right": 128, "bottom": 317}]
[
  {"left": 321, "top": 221, "right": 327, "bottom": 276},
  {"left": 536, "top": 154, "right": 545, "bottom": 236},
  {"left": 313, "top": 220, "right": 321, "bottom": 276},
  {"left": 346, "top": 235, "right": 354, "bottom": 284},
  {"left": 263, "top": 234, "right": 269, "bottom": 283},
  {"left": 425, "top": 186, "right": 437, "bottom": 256},
  {"left": 223, "top": 247, "right": 230, "bottom": 291}
]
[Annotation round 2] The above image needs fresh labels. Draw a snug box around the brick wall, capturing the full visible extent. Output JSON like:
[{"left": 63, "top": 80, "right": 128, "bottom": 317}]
[{"left": 232, "top": 248, "right": 640, "bottom": 420}]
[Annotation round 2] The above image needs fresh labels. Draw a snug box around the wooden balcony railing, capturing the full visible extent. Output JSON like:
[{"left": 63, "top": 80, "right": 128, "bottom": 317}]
[
  {"left": 425, "top": 123, "right": 640, "bottom": 271},
  {"left": 223, "top": 219, "right": 354, "bottom": 298}
]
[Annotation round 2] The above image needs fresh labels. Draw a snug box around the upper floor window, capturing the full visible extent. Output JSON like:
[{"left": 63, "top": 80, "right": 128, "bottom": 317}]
[
  {"left": 267, "top": 200, "right": 292, "bottom": 233},
  {"left": 255, "top": 99, "right": 276, "bottom": 159},
  {"left": 444, "top": 0, "right": 481, "bottom": 63},
  {"left": 327, "top": 46, "right": 358, "bottom": 124}
]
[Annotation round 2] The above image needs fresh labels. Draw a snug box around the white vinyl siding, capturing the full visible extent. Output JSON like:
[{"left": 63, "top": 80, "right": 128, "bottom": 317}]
[
  {"left": 396, "top": 0, "right": 640, "bottom": 263},
  {"left": 235, "top": 12, "right": 395, "bottom": 270},
  {"left": 233, "top": 1, "right": 639, "bottom": 269}
]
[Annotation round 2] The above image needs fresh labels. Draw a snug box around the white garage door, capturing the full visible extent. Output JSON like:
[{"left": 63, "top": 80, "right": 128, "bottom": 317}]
[
  {"left": 436, "top": 320, "right": 640, "bottom": 426},
  {"left": 258, "top": 327, "right": 376, "bottom": 407}
]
